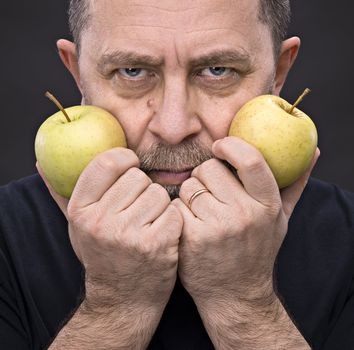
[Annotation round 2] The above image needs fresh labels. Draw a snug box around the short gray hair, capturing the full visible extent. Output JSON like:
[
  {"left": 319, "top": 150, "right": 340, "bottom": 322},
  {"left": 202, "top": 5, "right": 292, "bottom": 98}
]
[
  {"left": 68, "top": 0, "right": 291, "bottom": 57},
  {"left": 259, "top": 0, "right": 291, "bottom": 57}
]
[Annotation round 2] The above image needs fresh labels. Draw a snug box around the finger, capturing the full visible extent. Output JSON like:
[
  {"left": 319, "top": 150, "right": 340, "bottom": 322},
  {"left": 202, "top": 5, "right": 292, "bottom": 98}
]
[
  {"left": 191, "top": 158, "right": 246, "bottom": 205},
  {"left": 171, "top": 198, "right": 200, "bottom": 231},
  {"left": 212, "top": 136, "right": 280, "bottom": 208},
  {"left": 36, "top": 162, "right": 69, "bottom": 219},
  {"left": 125, "top": 183, "right": 171, "bottom": 225},
  {"left": 98, "top": 167, "right": 152, "bottom": 213},
  {"left": 281, "top": 147, "right": 320, "bottom": 218},
  {"left": 150, "top": 203, "right": 183, "bottom": 243},
  {"left": 179, "top": 176, "right": 218, "bottom": 219},
  {"left": 70, "top": 148, "right": 140, "bottom": 209}
]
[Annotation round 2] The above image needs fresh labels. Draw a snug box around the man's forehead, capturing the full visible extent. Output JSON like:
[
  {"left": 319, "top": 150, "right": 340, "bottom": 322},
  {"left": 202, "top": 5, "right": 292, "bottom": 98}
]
[
  {"left": 80, "top": 0, "right": 272, "bottom": 68},
  {"left": 89, "top": 0, "right": 260, "bottom": 11},
  {"left": 88, "top": 0, "right": 261, "bottom": 31}
]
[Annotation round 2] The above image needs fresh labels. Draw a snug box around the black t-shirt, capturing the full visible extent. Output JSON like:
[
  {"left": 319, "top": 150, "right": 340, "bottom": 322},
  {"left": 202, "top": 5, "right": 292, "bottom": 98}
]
[{"left": 0, "top": 174, "right": 353, "bottom": 349}]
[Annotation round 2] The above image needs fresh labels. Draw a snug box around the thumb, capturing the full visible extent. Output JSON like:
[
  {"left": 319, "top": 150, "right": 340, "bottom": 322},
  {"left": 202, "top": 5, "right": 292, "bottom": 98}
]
[{"left": 36, "top": 162, "right": 69, "bottom": 220}]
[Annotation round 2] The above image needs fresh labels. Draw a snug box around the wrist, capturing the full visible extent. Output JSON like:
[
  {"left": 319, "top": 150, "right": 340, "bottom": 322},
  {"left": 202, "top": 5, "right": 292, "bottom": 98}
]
[
  {"left": 84, "top": 275, "right": 171, "bottom": 313},
  {"left": 50, "top": 298, "right": 163, "bottom": 350},
  {"left": 193, "top": 276, "right": 276, "bottom": 313},
  {"left": 82, "top": 289, "right": 166, "bottom": 326},
  {"left": 195, "top": 293, "right": 308, "bottom": 350},
  {"left": 196, "top": 291, "right": 279, "bottom": 329}
]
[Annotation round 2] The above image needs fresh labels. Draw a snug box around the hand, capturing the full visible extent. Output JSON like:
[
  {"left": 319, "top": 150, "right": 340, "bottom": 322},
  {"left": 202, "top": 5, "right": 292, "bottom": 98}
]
[
  {"left": 173, "top": 136, "right": 319, "bottom": 308},
  {"left": 37, "top": 147, "right": 183, "bottom": 313}
]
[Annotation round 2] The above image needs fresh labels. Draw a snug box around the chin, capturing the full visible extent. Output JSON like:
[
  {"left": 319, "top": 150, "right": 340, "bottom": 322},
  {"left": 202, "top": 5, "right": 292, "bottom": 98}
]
[{"left": 163, "top": 184, "right": 181, "bottom": 200}]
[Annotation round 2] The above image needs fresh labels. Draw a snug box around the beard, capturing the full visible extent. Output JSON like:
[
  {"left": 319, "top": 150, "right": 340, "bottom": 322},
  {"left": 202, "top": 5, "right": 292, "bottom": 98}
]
[{"left": 136, "top": 140, "right": 214, "bottom": 199}]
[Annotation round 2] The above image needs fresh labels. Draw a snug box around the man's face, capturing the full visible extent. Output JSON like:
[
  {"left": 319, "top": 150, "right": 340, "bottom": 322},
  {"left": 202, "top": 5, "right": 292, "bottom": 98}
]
[{"left": 76, "top": 0, "right": 277, "bottom": 197}]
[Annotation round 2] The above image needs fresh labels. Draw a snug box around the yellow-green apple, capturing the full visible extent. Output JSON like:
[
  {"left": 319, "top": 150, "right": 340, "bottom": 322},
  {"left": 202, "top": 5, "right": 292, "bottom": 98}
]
[
  {"left": 35, "top": 93, "right": 126, "bottom": 198},
  {"left": 228, "top": 90, "right": 318, "bottom": 188}
]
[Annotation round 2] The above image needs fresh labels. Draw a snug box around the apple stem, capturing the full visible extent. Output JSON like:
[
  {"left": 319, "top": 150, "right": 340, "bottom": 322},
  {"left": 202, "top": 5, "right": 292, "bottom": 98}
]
[
  {"left": 289, "top": 88, "right": 311, "bottom": 115},
  {"left": 45, "top": 91, "right": 71, "bottom": 122}
]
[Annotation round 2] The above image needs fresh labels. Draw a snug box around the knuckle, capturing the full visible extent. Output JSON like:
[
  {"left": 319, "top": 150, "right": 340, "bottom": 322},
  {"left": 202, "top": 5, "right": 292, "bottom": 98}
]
[
  {"left": 67, "top": 201, "right": 83, "bottom": 223},
  {"left": 209, "top": 210, "right": 238, "bottom": 239},
  {"left": 86, "top": 212, "right": 122, "bottom": 244},
  {"left": 167, "top": 203, "right": 181, "bottom": 218},
  {"left": 132, "top": 237, "right": 159, "bottom": 257},
  {"left": 67, "top": 203, "right": 112, "bottom": 242},
  {"left": 148, "top": 183, "right": 170, "bottom": 201},
  {"left": 85, "top": 217, "right": 103, "bottom": 240},
  {"left": 179, "top": 176, "right": 197, "bottom": 194},
  {"left": 180, "top": 177, "right": 193, "bottom": 192},
  {"left": 118, "top": 148, "right": 140, "bottom": 165},
  {"left": 81, "top": 209, "right": 102, "bottom": 236},
  {"left": 94, "top": 148, "right": 140, "bottom": 174},
  {"left": 266, "top": 201, "right": 282, "bottom": 218},
  {"left": 242, "top": 155, "right": 264, "bottom": 173},
  {"left": 125, "top": 167, "right": 151, "bottom": 185},
  {"left": 199, "top": 158, "right": 226, "bottom": 179},
  {"left": 94, "top": 150, "right": 121, "bottom": 173},
  {"left": 231, "top": 206, "right": 254, "bottom": 237},
  {"left": 165, "top": 205, "right": 183, "bottom": 227},
  {"left": 196, "top": 159, "right": 212, "bottom": 175},
  {"left": 146, "top": 239, "right": 162, "bottom": 255},
  {"left": 214, "top": 210, "right": 233, "bottom": 230},
  {"left": 179, "top": 179, "right": 190, "bottom": 194},
  {"left": 238, "top": 215, "right": 253, "bottom": 234},
  {"left": 203, "top": 158, "right": 221, "bottom": 170}
]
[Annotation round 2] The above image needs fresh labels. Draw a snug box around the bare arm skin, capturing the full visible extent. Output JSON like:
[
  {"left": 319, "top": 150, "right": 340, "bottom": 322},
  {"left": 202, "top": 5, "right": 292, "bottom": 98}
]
[
  {"left": 38, "top": 148, "right": 183, "bottom": 349},
  {"left": 195, "top": 293, "right": 310, "bottom": 349},
  {"left": 49, "top": 298, "right": 162, "bottom": 350},
  {"left": 174, "top": 137, "right": 319, "bottom": 349}
]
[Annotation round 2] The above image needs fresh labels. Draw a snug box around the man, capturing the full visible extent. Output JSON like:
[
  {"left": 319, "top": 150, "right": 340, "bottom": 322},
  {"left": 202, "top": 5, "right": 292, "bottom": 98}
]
[{"left": 0, "top": 0, "right": 353, "bottom": 349}]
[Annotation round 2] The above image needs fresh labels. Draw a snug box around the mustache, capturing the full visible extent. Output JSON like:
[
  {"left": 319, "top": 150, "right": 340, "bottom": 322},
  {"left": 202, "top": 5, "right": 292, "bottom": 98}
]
[{"left": 137, "top": 140, "right": 214, "bottom": 173}]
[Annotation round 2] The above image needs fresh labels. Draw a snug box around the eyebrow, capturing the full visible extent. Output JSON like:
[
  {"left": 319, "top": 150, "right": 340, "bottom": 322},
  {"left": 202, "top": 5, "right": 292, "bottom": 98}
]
[
  {"left": 188, "top": 49, "right": 252, "bottom": 70},
  {"left": 97, "top": 50, "right": 164, "bottom": 71}
]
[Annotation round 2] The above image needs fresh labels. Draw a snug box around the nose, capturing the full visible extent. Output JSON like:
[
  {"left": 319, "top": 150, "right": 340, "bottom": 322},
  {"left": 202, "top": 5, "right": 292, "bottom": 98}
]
[{"left": 148, "top": 77, "right": 202, "bottom": 145}]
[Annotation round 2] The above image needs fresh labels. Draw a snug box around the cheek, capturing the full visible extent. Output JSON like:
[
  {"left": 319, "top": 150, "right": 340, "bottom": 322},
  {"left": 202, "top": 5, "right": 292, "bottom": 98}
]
[
  {"left": 82, "top": 80, "right": 153, "bottom": 150},
  {"left": 109, "top": 99, "right": 153, "bottom": 150},
  {"left": 195, "top": 92, "right": 251, "bottom": 140},
  {"left": 195, "top": 75, "right": 273, "bottom": 141}
]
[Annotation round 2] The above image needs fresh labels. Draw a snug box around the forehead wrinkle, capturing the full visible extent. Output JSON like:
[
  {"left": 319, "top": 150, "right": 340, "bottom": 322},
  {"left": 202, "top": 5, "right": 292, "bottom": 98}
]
[
  {"left": 185, "top": 27, "right": 239, "bottom": 35},
  {"left": 128, "top": 3, "right": 203, "bottom": 13},
  {"left": 89, "top": 1, "right": 245, "bottom": 34},
  {"left": 97, "top": 23, "right": 177, "bottom": 30}
]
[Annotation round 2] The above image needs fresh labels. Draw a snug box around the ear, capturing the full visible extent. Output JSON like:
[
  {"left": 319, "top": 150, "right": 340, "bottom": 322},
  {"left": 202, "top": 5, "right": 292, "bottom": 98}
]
[
  {"left": 57, "top": 39, "right": 83, "bottom": 93},
  {"left": 272, "top": 37, "right": 301, "bottom": 96}
]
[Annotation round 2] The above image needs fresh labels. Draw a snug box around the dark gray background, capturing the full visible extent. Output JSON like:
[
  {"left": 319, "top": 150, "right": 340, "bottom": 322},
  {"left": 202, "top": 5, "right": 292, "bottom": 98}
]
[{"left": 1, "top": 1, "right": 353, "bottom": 190}]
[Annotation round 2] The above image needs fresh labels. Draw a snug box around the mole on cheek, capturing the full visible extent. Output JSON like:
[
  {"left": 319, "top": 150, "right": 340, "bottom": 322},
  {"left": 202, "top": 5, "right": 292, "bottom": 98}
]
[{"left": 147, "top": 99, "right": 154, "bottom": 108}]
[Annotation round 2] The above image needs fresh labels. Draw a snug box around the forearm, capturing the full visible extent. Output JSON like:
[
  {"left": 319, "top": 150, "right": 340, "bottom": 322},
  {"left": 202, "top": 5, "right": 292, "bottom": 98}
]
[
  {"left": 49, "top": 299, "right": 163, "bottom": 350},
  {"left": 196, "top": 294, "right": 310, "bottom": 350}
]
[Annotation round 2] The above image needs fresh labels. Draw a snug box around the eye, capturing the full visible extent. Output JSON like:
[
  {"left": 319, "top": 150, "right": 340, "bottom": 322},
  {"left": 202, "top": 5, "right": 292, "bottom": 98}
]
[
  {"left": 118, "top": 68, "right": 148, "bottom": 78},
  {"left": 199, "top": 67, "right": 233, "bottom": 77}
]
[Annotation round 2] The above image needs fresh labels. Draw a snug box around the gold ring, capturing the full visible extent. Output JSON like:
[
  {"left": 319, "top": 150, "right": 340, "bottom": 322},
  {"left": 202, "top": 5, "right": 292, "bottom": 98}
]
[{"left": 188, "top": 189, "right": 210, "bottom": 209}]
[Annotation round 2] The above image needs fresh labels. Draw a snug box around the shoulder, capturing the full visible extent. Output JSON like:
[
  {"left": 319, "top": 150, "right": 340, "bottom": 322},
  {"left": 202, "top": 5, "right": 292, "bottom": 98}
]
[
  {"left": 0, "top": 173, "right": 74, "bottom": 276},
  {"left": 0, "top": 173, "right": 75, "bottom": 268},
  {"left": 0, "top": 174, "right": 83, "bottom": 345},
  {"left": 0, "top": 173, "right": 54, "bottom": 208},
  {"left": 278, "top": 177, "right": 354, "bottom": 348},
  {"left": 0, "top": 173, "right": 68, "bottom": 247},
  {"left": 297, "top": 177, "right": 354, "bottom": 215},
  {"left": 0, "top": 173, "right": 71, "bottom": 234},
  {"left": 290, "top": 177, "right": 354, "bottom": 244},
  {"left": 282, "top": 177, "right": 354, "bottom": 274}
]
